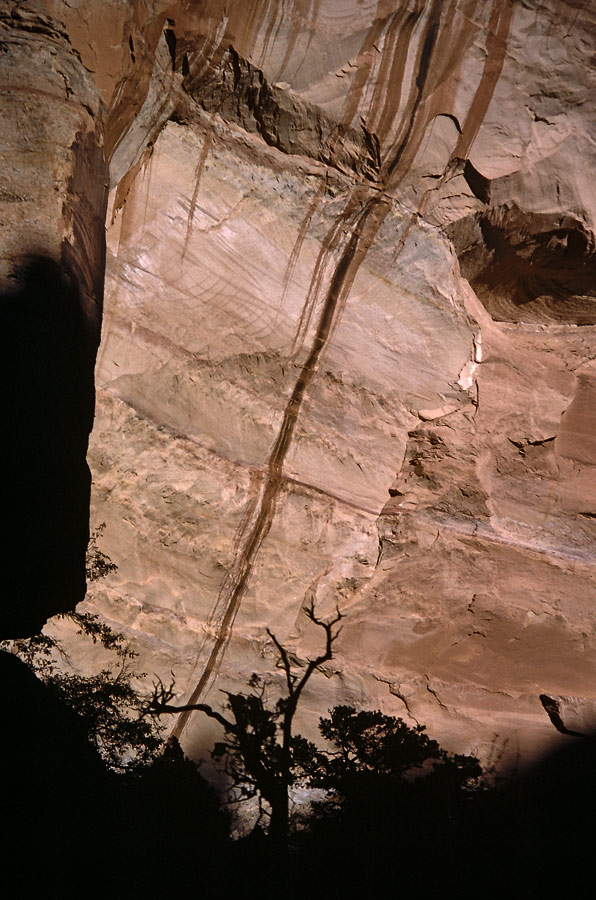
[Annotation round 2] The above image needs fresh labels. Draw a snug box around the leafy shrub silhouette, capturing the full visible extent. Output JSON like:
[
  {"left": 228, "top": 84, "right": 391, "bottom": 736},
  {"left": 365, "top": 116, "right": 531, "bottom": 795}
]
[
  {"left": 293, "top": 705, "right": 484, "bottom": 897},
  {"left": 2, "top": 525, "right": 165, "bottom": 771}
]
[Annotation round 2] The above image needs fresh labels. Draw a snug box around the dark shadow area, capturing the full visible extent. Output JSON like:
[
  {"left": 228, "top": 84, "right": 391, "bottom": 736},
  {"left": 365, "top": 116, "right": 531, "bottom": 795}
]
[
  {"left": 0, "top": 651, "right": 111, "bottom": 895},
  {"left": 1, "top": 256, "right": 97, "bottom": 636},
  {"left": 0, "top": 651, "right": 229, "bottom": 897},
  {"left": 1, "top": 645, "right": 594, "bottom": 900},
  {"left": 477, "top": 733, "right": 596, "bottom": 898},
  {"left": 249, "top": 732, "right": 596, "bottom": 900},
  {"left": 449, "top": 206, "right": 596, "bottom": 324}
]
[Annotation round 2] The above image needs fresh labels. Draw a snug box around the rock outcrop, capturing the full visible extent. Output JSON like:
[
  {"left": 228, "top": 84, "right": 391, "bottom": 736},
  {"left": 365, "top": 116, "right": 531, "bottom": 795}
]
[
  {"left": 4, "top": 0, "right": 596, "bottom": 768},
  {"left": 0, "top": 0, "right": 107, "bottom": 634}
]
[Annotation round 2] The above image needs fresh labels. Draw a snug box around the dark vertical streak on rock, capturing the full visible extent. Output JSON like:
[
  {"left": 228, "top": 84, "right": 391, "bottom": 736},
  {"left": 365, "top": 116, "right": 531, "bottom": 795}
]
[
  {"left": 451, "top": 0, "right": 513, "bottom": 163},
  {"left": 174, "top": 0, "right": 513, "bottom": 731},
  {"left": 289, "top": 193, "right": 357, "bottom": 356},
  {"left": 277, "top": 178, "right": 326, "bottom": 332},
  {"left": 173, "top": 191, "right": 390, "bottom": 735},
  {"left": 279, "top": 0, "right": 320, "bottom": 81},
  {"left": 257, "top": 0, "right": 281, "bottom": 69},
  {"left": 181, "top": 113, "right": 216, "bottom": 262},
  {"left": 371, "top": 7, "right": 419, "bottom": 149},
  {"left": 339, "top": 2, "right": 389, "bottom": 135},
  {"left": 385, "top": 0, "right": 442, "bottom": 180}
]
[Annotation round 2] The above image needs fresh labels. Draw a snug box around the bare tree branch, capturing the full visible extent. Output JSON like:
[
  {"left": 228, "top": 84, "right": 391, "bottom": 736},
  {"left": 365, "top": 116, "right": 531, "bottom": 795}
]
[
  {"left": 266, "top": 628, "right": 296, "bottom": 695},
  {"left": 146, "top": 675, "right": 234, "bottom": 731},
  {"left": 147, "top": 602, "right": 344, "bottom": 846},
  {"left": 293, "top": 602, "right": 343, "bottom": 704}
]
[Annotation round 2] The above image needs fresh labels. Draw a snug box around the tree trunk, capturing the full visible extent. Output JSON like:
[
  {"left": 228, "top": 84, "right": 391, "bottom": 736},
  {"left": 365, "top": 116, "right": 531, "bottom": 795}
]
[{"left": 268, "top": 786, "right": 290, "bottom": 850}]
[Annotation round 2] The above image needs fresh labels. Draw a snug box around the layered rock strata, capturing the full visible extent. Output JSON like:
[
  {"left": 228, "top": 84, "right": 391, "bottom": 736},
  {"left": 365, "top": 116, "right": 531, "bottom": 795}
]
[{"left": 5, "top": 0, "right": 596, "bottom": 767}]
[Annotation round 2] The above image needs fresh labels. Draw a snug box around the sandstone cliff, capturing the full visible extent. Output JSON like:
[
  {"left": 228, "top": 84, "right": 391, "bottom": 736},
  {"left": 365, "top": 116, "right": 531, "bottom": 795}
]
[{"left": 4, "top": 0, "right": 596, "bottom": 769}]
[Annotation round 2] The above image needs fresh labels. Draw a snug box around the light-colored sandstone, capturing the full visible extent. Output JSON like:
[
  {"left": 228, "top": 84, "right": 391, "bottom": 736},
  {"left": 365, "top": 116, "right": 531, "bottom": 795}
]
[{"left": 23, "top": 0, "right": 596, "bottom": 770}]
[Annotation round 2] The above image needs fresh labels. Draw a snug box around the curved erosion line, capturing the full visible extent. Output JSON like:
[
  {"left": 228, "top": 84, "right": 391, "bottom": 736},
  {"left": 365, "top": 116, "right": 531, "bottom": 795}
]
[
  {"left": 173, "top": 194, "right": 389, "bottom": 737},
  {"left": 405, "top": 511, "right": 596, "bottom": 566}
]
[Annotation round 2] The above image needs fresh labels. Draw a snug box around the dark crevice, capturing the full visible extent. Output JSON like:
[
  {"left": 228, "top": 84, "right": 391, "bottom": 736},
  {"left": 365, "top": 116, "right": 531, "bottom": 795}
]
[
  {"left": 527, "top": 436, "right": 555, "bottom": 446},
  {"left": 463, "top": 159, "right": 491, "bottom": 204},
  {"left": 164, "top": 26, "right": 177, "bottom": 71}
]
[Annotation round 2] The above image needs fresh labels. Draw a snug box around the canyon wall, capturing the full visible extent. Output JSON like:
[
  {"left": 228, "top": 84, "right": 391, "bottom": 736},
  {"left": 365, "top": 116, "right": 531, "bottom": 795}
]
[
  {"left": 5, "top": 0, "right": 596, "bottom": 768},
  {"left": 0, "top": 0, "right": 108, "bottom": 633}
]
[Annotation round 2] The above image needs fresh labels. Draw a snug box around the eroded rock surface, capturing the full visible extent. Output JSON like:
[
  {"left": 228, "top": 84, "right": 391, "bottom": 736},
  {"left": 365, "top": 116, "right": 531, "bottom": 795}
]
[{"left": 11, "top": 0, "right": 596, "bottom": 767}]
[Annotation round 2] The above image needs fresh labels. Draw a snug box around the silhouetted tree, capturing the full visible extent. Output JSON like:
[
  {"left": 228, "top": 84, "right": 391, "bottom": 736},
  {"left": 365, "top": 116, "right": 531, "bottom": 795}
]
[
  {"left": 149, "top": 601, "right": 343, "bottom": 845},
  {"left": 294, "top": 705, "right": 484, "bottom": 897},
  {"left": 309, "top": 704, "right": 482, "bottom": 789}
]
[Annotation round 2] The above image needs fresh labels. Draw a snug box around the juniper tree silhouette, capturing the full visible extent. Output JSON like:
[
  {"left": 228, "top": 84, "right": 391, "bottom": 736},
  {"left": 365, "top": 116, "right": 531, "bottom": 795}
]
[
  {"left": 294, "top": 705, "right": 484, "bottom": 898},
  {"left": 149, "top": 601, "right": 343, "bottom": 846}
]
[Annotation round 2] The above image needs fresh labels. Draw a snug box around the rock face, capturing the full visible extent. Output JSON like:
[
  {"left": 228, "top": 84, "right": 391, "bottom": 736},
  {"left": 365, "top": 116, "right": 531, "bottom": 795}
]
[
  {"left": 5, "top": 0, "right": 596, "bottom": 766},
  {"left": 0, "top": 0, "right": 107, "bottom": 634}
]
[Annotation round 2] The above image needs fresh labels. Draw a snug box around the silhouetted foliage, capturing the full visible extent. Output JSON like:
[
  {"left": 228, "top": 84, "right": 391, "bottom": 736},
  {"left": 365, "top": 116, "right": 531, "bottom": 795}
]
[
  {"left": 148, "top": 599, "right": 488, "bottom": 885},
  {"left": 7, "top": 524, "right": 593, "bottom": 900},
  {"left": 307, "top": 704, "right": 482, "bottom": 792},
  {"left": 84, "top": 522, "right": 119, "bottom": 583},
  {"left": 1, "top": 525, "right": 165, "bottom": 771},
  {"left": 113, "top": 735, "right": 230, "bottom": 897},
  {"left": 1, "top": 526, "right": 227, "bottom": 896},
  {"left": 290, "top": 706, "right": 485, "bottom": 899},
  {"left": 149, "top": 602, "right": 343, "bottom": 844}
]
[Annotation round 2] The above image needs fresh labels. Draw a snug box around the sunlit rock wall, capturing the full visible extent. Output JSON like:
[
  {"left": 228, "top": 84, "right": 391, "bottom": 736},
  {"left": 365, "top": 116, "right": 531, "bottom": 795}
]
[{"left": 37, "top": 0, "right": 596, "bottom": 768}]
